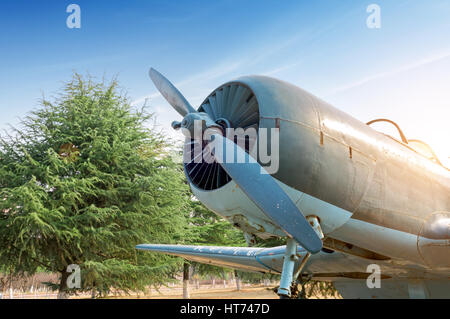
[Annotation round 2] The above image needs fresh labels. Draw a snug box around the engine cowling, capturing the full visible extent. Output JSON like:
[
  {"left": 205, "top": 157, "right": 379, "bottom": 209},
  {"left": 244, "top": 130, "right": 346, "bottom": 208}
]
[{"left": 185, "top": 76, "right": 368, "bottom": 239}]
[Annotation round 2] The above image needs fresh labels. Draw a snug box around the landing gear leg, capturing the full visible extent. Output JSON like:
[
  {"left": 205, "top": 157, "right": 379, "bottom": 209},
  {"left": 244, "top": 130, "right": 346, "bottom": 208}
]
[
  {"left": 277, "top": 216, "right": 324, "bottom": 299},
  {"left": 294, "top": 216, "right": 324, "bottom": 299},
  {"left": 277, "top": 238, "right": 298, "bottom": 298}
]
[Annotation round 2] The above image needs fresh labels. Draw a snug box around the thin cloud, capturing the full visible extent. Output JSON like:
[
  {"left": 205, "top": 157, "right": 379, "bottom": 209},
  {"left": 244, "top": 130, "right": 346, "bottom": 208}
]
[
  {"left": 262, "top": 61, "right": 303, "bottom": 77},
  {"left": 328, "top": 50, "right": 450, "bottom": 96}
]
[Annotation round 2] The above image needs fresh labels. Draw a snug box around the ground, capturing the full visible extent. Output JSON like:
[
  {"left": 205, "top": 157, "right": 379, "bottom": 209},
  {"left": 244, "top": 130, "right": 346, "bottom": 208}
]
[{"left": 136, "top": 286, "right": 279, "bottom": 299}]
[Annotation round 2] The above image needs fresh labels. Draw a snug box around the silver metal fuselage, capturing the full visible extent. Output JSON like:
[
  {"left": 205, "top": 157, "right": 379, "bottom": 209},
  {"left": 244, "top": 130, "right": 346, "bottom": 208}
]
[{"left": 188, "top": 76, "right": 450, "bottom": 274}]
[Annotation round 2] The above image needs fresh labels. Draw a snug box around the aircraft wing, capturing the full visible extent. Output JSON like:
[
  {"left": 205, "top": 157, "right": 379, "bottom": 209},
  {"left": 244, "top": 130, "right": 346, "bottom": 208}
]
[
  {"left": 136, "top": 244, "right": 450, "bottom": 298},
  {"left": 136, "top": 244, "right": 367, "bottom": 275}
]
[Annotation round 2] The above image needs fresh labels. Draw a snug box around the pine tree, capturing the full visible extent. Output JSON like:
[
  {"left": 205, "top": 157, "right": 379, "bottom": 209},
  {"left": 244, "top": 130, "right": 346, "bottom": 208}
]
[
  {"left": 188, "top": 198, "right": 246, "bottom": 247},
  {"left": 0, "top": 74, "right": 190, "bottom": 298}
]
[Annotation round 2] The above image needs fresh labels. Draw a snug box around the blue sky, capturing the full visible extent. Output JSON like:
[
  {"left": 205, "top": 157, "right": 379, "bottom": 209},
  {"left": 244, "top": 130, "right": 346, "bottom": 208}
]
[{"left": 0, "top": 0, "right": 449, "bottom": 165}]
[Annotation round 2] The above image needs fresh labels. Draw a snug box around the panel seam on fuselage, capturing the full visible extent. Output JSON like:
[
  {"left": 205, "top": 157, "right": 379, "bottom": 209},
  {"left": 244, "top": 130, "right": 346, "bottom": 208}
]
[{"left": 260, "top": 116, "right": 376, "bottom": 162}]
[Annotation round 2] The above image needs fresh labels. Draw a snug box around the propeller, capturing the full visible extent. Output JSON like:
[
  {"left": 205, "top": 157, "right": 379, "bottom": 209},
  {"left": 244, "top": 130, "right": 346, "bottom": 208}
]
[
  {"left": 148, "top": 68, "right": 323, "bottom": 254},
  {"left": 149, "top": 68, "right": 196, "bottom": 116}
]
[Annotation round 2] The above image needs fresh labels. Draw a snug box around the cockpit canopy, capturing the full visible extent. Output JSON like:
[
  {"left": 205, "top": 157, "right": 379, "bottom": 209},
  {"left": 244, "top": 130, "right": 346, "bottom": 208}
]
[{"left": 367, "top": 118, "right": 445, "bottom": 167}]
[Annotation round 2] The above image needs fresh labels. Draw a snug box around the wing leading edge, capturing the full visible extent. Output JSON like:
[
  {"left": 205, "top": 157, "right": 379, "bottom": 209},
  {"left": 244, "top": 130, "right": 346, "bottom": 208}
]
[{"left": 136, "top": 244, "right": 343, "bottom": 274}]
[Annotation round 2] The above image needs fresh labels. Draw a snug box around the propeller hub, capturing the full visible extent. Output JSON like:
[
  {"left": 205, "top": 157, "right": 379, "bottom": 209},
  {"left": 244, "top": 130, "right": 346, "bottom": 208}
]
[{"left": 179, "top": 112, "right": 222, "bottom": 140}]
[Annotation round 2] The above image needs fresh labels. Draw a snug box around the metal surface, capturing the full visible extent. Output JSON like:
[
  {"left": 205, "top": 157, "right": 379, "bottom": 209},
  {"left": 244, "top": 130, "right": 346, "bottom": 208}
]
[
  {"left": 191, "top": 178, "right": 354, "bottom": 240},
  {"left": 277, "top": 238, "right": 298, "bottom": 297},
  {"left": 322, "top": 238, "right": 390, "bottom": 260},
  {"left": 306, "top": 215, "right": 324, "bottom": 240},
  {"left": 232, "top": 75, "right": 448, "bottom": 234},
  {"left": 209, "top": 133, "right": 323, "bottom": 254},
  {"left": 417, "top": 211, "right": 450, "bottom": 268},
  {"left": 209, "top": 75, "right": 449, "bottom": 262}
]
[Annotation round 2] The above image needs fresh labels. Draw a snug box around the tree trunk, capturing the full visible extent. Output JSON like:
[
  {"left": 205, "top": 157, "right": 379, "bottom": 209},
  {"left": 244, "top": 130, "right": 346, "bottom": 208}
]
[
  {"left": 57, "top": 270, "right": 69, "bottom": 299},
  {"left": 234, "top": 270, "right": 241, "bottom": 291},
  {"left": 182, "top": 262, "right": 190, "bottom": 299},
  {"left": 8, "top": 270, "right": 13, "bottom": 299}
]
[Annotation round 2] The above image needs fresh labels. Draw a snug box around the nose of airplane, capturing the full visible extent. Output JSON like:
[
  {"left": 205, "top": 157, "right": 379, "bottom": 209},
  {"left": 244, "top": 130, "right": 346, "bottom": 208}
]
[
  {"left": 186, "top": 75, "right": 358, "bottom": 239},
  {"left": 232, "top": 75, "right": 374, "bottom": 218}
]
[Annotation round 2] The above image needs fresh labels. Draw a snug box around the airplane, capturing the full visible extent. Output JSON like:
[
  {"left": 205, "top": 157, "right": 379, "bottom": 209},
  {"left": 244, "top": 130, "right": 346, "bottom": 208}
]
[{"left": 136, "top": 68, "right": 450, "bottom": 299}]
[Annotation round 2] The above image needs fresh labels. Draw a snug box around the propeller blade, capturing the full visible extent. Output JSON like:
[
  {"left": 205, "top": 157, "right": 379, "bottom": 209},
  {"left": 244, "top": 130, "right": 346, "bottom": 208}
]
[
  {"left": 149, "top": 68, "right": 197, "bottom": 116},
  {"left": 208, "top": 133, "right": 323, "bottom": 254}
]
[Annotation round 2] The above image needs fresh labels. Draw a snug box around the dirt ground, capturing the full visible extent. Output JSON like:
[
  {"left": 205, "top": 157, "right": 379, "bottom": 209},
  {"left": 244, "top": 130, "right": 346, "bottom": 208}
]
[
  {"left": 2, "top": 283, "right": 336, "bottom": 299},
  {"left": 141, "top": 286, "right": 279, "bottom": 299},
  {"left": 1, "top": 284, "right": 279, "bottom": 299},
  {"left": 111, "top": 285, "right": 335, "bottom": 299}
]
